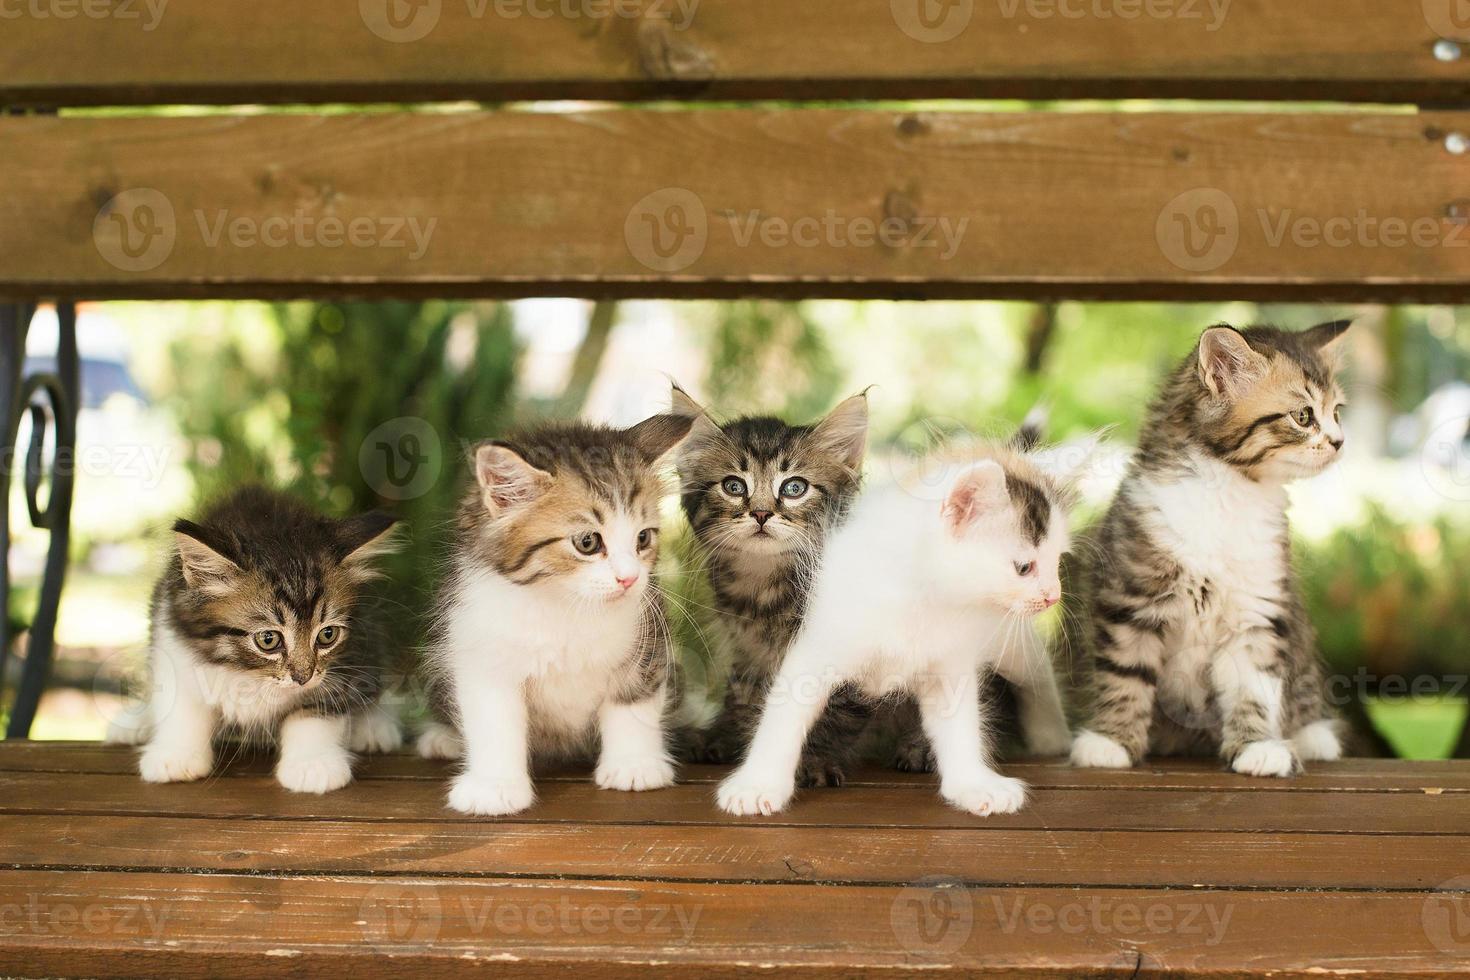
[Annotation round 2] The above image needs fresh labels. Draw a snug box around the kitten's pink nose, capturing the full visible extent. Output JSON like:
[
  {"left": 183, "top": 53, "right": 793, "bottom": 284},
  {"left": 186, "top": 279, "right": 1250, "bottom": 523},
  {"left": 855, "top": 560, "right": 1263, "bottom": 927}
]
[
  {"left": 616, "top": 573, "right": 640, "bottom": 591},
  {"left": 1043, "top": 595, "right": 1060, "bottom": 609}
]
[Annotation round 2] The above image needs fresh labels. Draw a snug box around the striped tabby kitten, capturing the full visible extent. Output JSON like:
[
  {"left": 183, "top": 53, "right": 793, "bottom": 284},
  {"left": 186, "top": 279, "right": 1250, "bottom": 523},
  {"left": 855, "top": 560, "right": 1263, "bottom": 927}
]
[
  {"left": 417, "top": 415, "right": 692, "bottom": 816},
  {"left": 670, "top": 385, "right": 870, "bottom": 786},
  {"left": 1070, "top": 322, "right": 1351, "bottom": 778},
  {"left": 133, "top": 486, "right": 401, "bottom": 793}
]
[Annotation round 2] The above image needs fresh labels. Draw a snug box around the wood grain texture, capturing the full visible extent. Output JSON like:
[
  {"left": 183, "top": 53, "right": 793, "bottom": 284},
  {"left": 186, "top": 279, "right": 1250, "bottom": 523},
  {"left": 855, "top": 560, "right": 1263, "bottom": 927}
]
[
  {"left": 1, "top": 0, "right": 1468, "bottom": 106},
  {"left": 4, "top": 743, "right": 1468, "bottom": 793},
  {"left": 2, "top": 770, "right": 1467, "bottom": 834},
  {"left": 1, "top": 871, "right": 1468, "bottom": 979},
  {"left": 1, "top": 814, "right": 1464, "bottom": 890},
  {"left": 4, "top": 746, "right": 1470, "bottom": 977},
  {"left": 7, "top": 110, "right": 1470, "bottom": 302}
]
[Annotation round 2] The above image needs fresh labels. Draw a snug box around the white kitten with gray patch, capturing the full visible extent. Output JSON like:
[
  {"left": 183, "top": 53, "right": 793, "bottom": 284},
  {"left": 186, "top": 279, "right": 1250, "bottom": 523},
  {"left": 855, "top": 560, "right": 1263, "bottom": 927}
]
[{"left": 718, "top": 441, "right": 1078, "bottom": 817}]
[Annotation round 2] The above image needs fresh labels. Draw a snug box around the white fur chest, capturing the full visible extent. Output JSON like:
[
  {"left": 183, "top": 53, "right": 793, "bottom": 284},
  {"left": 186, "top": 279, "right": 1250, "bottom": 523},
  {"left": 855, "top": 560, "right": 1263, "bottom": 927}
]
[
  {"left": 1131, "top": 456, "right": 1289, "bottom": 651},
  {"left": 154, "top": 617, "right": 303, "bottom": 732},
  {"left": 442, "top": 567, "right": 646, "bottom": 734}
]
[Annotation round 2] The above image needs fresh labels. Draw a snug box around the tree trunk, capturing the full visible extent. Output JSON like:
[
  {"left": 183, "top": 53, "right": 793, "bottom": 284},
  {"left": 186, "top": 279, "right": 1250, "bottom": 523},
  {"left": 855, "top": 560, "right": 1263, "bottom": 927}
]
[
  {"left": 558, "top": 300, "right": 619, "bottom": 415},
  {"left": 1023, "top": 303, "right": 1059, "bottom": 375}
]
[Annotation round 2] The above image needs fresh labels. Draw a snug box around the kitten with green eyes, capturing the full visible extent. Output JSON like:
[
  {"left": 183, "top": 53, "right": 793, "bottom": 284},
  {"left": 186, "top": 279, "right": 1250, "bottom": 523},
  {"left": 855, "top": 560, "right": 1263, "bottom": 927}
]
[
  {"left": 670, "top": 385, "right": 871, "bottom": 786},
  {"left": 128, "top": 487, "right": 402, "bottom": 793}
]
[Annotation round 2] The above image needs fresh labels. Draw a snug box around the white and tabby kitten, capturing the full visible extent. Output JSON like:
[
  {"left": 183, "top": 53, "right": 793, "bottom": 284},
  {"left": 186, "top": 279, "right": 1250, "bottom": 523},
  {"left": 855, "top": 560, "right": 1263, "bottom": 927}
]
[
  {"left": 121, "top": 486, "right": 402, "bottom": 794},
  {"left": 417, "top": 415, "right": 692, "bottom": 816},
  {"left": 718, "top": 440, "right": 1077, "bottom": 818},
  {"left": 1070, "top": 322, "right": 1351, "bottom": 778}
]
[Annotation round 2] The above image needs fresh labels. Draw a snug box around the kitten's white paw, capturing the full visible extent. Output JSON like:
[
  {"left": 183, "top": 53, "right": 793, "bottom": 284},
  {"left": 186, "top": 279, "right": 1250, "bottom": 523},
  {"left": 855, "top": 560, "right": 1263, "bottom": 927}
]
[
  {"left": 595, "top": 754, "right": 675, "bottom": 792},
  {"left": 716, "top": 770, "right": 795, "bottom": 816},
  {"left": 1070, "top": 730, "right": 1133, "bottom": 769},
  {"left": 1231, "top": 739, "right": 1297, "bottom": 778},
  {"left": 1293, "top": 721, "right": 1343, "bottom": 762},
  {"left": 416, "top": 723, "right": 464, "bottom": 761},
  {"left": 349, "top": 705, "right": 403, "bottom": 754},
  {"left": 139, "top": 742, "right": 213, "bottom": 783},
  {"left": 276, "top": 750, "right": 354, "bottom": 794},
  {"left": 448, "top": 774, "right": 535, "bottom": 816},
  {"left": 941, "top": 773, "right": 1028, "bottom": 816},
  {"left": 1025, "top": 724, "right": 1075, "bottom": 758}
]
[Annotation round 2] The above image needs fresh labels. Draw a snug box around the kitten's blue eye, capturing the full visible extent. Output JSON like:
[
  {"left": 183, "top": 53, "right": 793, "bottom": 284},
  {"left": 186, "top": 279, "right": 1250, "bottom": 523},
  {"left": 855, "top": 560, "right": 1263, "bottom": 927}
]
[
  {"left": 780, "top": 478, "right": 809, "bottom": 499},
  {"left": 316, "top": 626, "right": 342, "bottom": 648},
  {"left": 721, "top": 477, "right": 748, "bottom": 497},
  {"left": 637, "top": 528, "right": 656, "bottom": 550},
  {"left": 1014, "top": 561, "right": 1036, "bottom": 577},
  {"left": 573, "top": 531, "right": 604, "bottom": 556},
  {"left": 253, "top": 630, "right": 283, "bottom": 653}
]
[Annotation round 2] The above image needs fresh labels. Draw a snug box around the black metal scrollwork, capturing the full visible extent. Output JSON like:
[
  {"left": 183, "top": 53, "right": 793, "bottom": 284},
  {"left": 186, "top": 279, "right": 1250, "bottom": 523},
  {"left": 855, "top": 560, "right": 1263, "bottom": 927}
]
[{"left": 0, "top": 302, "right": 80, "bottom": 738}]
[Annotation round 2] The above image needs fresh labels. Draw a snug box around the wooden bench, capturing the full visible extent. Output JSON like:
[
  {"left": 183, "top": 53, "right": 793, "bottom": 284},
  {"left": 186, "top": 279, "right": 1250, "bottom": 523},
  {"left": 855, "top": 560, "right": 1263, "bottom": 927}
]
[
  {"left": 0, "top": 743, "right": 1468, "bottom": 976},
  {"left": 3, "top": 2, "right": 1470, "bottom": 975}
]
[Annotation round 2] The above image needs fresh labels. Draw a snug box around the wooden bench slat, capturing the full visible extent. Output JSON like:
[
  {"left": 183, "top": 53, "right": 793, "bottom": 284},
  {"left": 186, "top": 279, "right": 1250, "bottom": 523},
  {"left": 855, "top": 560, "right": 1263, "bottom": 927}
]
[
  {"left": 0, "top": 870, "right": 1465, "bottom": 978},
  {"left": 6, "top": 109, "right": 1470, "bottom": 302},
  {"left": 1, "top": 0, "right": 1467, "bottom": 107},
  {"left": 2, "top": 771, "right": 1464, "bottom": 834},
  {"left": 3, "top": 814, "right": 1464, "bottom": 891},
  {"left": 5, "top": 743, "right": 1467, "bottom": 793}
]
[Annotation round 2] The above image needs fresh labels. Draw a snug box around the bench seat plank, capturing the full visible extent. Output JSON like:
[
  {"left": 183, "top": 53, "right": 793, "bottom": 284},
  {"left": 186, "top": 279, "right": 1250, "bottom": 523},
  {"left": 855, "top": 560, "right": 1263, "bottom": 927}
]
[
  {"left": 0, "top": 870, "right": 1466, "bottom": 978},
  {"left": 0, "top": 769, "right": 1465, "bottom": 834}
]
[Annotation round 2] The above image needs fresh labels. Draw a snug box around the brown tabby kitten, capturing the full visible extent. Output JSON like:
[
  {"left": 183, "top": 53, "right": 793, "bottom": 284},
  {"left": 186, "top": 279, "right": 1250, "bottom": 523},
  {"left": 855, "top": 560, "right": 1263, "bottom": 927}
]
[
  {"left": 670, "top": 385, "right": 870, "bottom": 786},
  {"left": 416, "top": 415, "right": 693, "bottom": 817},
  {"left": 1069, "top": 322, "right": 1351, "bottom": 778},
  {"left": 131, "top": 486, "right": 401, "bottom": 793}
]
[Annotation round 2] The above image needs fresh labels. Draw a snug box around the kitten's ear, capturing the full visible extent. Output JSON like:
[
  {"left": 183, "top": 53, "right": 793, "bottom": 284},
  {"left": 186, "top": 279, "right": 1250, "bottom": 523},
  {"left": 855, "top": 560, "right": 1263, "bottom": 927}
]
[
  {"left": 811, "top": 390, "right": 870, "bottom": 471},
  {"left": 1198, "top": 327, "right": 1269, "bottom": 400},
  {"left": 337, "top": 511, "right": 402, "bottom": 574},
  {"left": 1304, "top": 319, "right": 1353, "bottom": 360},
  {"left": 667, "top": 382, "right": 724, "bottom": 458},
  {"left": 475, "top": 443, "right": 552, "bottom": 519},
  {"left": 173, "top": 519, "right": 240, "bottom": 593},
  {"left": 942, "top": 460, "right": 1009, "bottom": 535},
  {"left": 628, "top": 412, "right": 695, "bottom": 468},
  {"left": 1027, "top": 430, "right": 1108, "bottom": 509}
]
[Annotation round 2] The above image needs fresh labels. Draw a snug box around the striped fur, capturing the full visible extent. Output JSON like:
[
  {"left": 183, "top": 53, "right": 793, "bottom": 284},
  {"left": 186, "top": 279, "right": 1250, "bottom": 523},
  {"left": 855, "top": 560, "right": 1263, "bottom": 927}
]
[
  {"left": 1069, "top": 322, "right": 1351, "bottom": 777},
  {"left": 670, "top": 386, "right": 870, "bottom": 787}
]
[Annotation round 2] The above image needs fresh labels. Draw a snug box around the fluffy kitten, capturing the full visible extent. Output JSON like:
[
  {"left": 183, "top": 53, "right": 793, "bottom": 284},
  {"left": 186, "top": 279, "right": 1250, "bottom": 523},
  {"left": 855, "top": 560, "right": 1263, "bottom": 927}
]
[
  {"left": 670, "top": 385, "right": 870, "bottom": 786},
  {"left": 1069, "top": 322, "right": 1351, "bottom": 778},
  {"left": 416, "top": 415, "right": 692, "bottom": 817},
  {"left": 717, "top": 440, "right": 1076, "bottom": 817},
  {"left": 131, "top": 486, "right": 401, "bottom": 793}
]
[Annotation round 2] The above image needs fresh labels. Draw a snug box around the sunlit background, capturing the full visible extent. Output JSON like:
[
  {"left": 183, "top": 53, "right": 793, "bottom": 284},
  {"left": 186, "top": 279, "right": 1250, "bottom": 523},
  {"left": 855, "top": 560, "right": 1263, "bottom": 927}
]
[{"left": 7, "top": 299, "right": 1469, "bottom": 757}]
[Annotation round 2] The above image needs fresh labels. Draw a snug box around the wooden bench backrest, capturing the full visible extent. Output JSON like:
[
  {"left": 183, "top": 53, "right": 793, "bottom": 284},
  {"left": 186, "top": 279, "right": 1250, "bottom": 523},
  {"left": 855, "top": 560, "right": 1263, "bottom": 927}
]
[{"left": 3, "top": 0, "right": 1468, "bottom": 301}]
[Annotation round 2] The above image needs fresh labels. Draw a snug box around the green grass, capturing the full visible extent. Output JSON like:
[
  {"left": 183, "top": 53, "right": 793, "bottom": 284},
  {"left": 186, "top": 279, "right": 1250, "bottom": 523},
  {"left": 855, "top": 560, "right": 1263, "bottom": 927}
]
[{"left": 1367, "top": 697, "right": 1468, "bottom": 760}]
